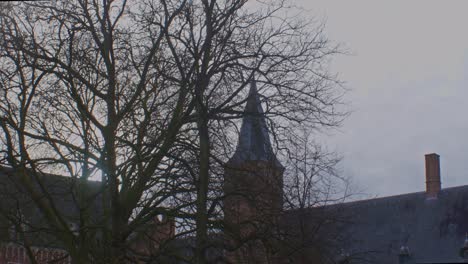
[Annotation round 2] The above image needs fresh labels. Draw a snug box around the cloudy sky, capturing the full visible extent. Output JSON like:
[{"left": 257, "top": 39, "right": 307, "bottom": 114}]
[{"left": 293, "top": 0, "right": 468, "bottom": 197}]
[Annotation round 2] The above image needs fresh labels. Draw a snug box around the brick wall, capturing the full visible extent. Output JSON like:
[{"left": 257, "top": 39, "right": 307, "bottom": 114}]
[{"left": 0, "top": 244, "right": 71, "bottom": 264}]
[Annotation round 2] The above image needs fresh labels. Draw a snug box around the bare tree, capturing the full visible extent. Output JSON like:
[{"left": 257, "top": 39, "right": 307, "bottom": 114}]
[
  {"left": 284, "top": 131, "right": 350, "bottom": 211},
  {"left": 0, "top": 0, "right": 345, "bottom": 263},
  {"left": 278, "top": 130, "right": 354, "bottom": 263}
]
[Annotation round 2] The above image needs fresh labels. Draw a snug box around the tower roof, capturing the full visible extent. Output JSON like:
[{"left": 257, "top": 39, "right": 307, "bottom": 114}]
[{"left": 228, "top": 80, "right": 283, "bottom": 168}]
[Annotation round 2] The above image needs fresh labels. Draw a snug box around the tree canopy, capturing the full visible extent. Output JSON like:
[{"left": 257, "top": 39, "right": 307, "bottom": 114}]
[{"left": 0, "top": 0, "right": 346, "bottom": 263}]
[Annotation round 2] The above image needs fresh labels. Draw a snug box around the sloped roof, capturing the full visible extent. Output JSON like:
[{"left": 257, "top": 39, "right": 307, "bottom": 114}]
[
  {"left": 0, "top": 166, "right": 103, "bottom": 248},
  {"left": 329, "top": 185, "right": 468, "bottom": 264}
]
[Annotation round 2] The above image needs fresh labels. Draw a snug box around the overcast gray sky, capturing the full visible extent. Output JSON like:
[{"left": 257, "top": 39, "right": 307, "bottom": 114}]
[{"left": 293, "top": 0, "right": 468, "bottom": 197}]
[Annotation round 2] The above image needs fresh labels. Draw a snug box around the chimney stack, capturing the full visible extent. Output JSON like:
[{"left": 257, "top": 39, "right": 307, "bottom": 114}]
[{"left": 425, "top": 153, "right": 441, "bottom": 199}]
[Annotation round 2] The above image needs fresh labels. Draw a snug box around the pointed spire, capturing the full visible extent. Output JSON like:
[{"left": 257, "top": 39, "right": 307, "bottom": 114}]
[{"left": 229, "top": 79, "right": 282, "bottom": 168}]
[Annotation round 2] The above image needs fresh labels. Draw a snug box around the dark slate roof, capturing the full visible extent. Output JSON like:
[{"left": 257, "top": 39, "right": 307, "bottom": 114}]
[
  {"left": 0, "top": 166, "right": 103, "bottom": 248},
  {"left": 327, "top": 185, "right": 468, "bottom": 264},
  {"left": 228, "top": 80, "right": 282, "bottom": 168}
]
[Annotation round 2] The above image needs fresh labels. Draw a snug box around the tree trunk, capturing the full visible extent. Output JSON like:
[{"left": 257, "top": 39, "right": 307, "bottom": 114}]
[{"left": 195, "top": 115, "right": 210, "bottom": 264}]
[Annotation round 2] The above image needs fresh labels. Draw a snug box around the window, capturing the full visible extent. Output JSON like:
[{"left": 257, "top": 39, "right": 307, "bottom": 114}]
[
  {"left": 68, "top": 222, "right": 79, "bottom": 236},
  {"left": 8, "top": 210, "right": 28, "bottom": 241}
]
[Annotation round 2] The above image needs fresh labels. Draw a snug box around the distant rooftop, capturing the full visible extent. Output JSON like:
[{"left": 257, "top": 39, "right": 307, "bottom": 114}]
[{"left": 326, "top": 183, "right": 468, "bottom": 263}]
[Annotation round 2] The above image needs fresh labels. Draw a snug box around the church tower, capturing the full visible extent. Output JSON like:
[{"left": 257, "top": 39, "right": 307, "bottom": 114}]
[{"left": 224, "top": 80, "right": 284, "bottom": 263}]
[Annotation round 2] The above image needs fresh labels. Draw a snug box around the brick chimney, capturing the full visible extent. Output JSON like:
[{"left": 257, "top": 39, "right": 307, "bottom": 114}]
[{"left": 425, "top": 153, "right": 441, "bottom": 199}]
